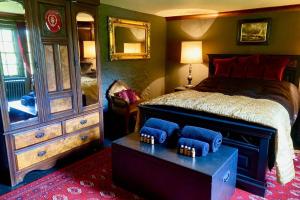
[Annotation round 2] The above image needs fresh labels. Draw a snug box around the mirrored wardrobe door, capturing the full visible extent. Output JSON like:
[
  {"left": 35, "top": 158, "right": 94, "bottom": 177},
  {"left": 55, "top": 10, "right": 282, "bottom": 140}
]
[
  {"left": 37, "top": 0, "right": 77, "bottom": 120},
  {"left": 72, "top": 4, "right": 99, "bottom": 112},
  {"left": 0, "top": 0, "right": 40, "bottom": 129}
]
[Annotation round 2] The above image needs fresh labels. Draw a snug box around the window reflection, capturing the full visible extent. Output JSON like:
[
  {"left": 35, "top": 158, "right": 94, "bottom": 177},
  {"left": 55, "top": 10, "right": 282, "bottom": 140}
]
[{"left": 0, "top": 1, "right": 38, "bottom": 124}]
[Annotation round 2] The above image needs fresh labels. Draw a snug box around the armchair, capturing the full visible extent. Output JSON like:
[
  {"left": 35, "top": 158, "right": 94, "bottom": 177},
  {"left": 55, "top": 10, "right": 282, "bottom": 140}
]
[{"left": 107, "top": 80, "right": 142, "bottom": 133}]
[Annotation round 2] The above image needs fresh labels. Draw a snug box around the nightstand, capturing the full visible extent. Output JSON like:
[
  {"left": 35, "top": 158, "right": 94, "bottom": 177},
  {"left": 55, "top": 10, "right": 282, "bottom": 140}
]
[{"left": 174, "top": 86, "right": 191, "bottom": 92}]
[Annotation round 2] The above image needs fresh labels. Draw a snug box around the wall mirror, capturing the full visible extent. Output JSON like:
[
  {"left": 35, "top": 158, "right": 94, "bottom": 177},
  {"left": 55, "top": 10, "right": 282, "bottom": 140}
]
[
  {"left": 76, "top": 12, "right": 99, "bottom": 107},
  {"left": 0, "top": 0, "right": 39, "bottom": 126},
  {"left": 108, "top": 17, "right": 150, "bottom": 61}
]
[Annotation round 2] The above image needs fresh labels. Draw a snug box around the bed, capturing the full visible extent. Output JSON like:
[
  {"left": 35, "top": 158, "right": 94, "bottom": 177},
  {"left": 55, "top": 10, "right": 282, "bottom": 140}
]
[
  {"left": 137, "top": 54, "right": 300, "bottom": 196},
  {"left": 81, "top": 75, "right": 98, "bottom": 105}
]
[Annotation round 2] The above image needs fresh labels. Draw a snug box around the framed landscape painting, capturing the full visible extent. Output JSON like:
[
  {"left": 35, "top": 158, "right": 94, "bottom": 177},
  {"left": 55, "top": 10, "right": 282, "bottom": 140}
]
[{"left": 237, "top": 18, "right": 271, "bottom": 45}]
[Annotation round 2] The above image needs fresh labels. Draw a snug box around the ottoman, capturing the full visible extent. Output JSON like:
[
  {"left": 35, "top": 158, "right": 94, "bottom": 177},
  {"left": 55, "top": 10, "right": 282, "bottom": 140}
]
[{"left": 112, "top": 133, "right": 238, "bottom": 200}]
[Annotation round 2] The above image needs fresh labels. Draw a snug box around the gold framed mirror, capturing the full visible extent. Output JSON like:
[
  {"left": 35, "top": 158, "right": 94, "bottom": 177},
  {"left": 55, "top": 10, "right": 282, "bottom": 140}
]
[{"left": 108, "top": 17, "right": 150, "bottom": 61}]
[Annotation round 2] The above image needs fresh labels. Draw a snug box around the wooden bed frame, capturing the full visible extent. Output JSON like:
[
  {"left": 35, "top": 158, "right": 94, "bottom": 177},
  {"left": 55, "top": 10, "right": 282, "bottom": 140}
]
[{"left": 138, "top": 54, "right": 300, "bottom": 197}]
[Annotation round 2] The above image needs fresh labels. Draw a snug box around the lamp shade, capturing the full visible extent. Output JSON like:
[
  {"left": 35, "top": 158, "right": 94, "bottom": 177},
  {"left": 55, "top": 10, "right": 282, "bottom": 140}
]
[
  {"left": 180, "top": 41, "right": 203, "bottom": 64},
  {"left": 124, "top": 43, "right": 142, "bottom": 53},
  {"left": 83, "top": 41, "right": 96, "bottom": 58}
]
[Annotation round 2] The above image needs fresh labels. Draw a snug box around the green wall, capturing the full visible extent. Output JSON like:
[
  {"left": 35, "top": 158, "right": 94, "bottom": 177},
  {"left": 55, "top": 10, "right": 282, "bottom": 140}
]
[
  {"left": 99, "top": 4, "right": 166, "bottom": 110},
  {"left": 166, "top": 9, "right": 300, "bottom": 93}
]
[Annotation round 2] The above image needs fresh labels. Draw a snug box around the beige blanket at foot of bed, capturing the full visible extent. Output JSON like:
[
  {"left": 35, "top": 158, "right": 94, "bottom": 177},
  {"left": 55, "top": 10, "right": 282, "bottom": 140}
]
[{"left": 141, "top": 90, "right": 295, "bottom": 184}]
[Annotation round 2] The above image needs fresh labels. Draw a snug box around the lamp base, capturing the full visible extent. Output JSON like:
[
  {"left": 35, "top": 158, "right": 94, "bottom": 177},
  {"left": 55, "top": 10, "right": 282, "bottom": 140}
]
[
  {"left": 185, "top": 84, "right": 194, "bottom": 88},
  {"left": 186, "top": 64, "right": 193, "bottom": 88}
]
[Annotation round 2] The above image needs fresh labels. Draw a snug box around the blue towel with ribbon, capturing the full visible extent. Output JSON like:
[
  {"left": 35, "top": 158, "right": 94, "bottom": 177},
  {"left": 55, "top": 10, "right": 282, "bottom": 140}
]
[
  {"left": 140, "top": 126, "right": 167, "bottom": 144},
  {"left": 144, "top": 118, "right": 179, "bottom": 137},
  {"left": 181, "top": 126, "right": 222, "bottom": 152},
  {"left": 178, "top": 138, "right": 209, "bottom": 156}
]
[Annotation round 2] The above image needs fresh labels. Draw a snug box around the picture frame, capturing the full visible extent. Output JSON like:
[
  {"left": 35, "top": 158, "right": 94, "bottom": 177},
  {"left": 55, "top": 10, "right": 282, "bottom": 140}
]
[{"left": 237, "top": 18, "right": 271, "bottom": 45}]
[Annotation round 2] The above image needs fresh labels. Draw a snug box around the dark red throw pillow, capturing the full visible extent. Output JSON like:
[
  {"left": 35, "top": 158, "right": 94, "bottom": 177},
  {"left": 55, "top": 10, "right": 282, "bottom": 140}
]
[
  {"left": 115, "top": 90, "right": 130, "bottom": 103},
  {"left": 233, "top": 55, "right": 259, "bottom": 78},
  {"left": 126, "top": 89, "right": 140, "bottom": 103},
  {"left": 114, "top": 89, "right": 140, "bottom": 104},
  {"left": 261, "top": 56, "right": 289, "bottom": 81},
  {"left": 214, "top": 57, "right": 237, "bottom": 77},
  {"left": 245, "top": 55, "right": 265, "bottom": 79}
]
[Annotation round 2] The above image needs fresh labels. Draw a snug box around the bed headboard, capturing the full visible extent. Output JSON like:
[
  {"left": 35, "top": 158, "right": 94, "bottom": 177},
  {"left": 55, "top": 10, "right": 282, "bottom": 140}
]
[{"left": 207, "top": 54, "right": 300, "bottom": 87}]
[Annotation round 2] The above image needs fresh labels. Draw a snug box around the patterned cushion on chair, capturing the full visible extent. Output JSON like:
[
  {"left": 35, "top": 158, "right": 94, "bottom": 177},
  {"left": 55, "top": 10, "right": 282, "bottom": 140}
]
[
  {"left": 108, "top": 80, "right": 129, "bottom": 97},
  {"left": 114, "top": 89, "right": 140, "bottom": 104}
]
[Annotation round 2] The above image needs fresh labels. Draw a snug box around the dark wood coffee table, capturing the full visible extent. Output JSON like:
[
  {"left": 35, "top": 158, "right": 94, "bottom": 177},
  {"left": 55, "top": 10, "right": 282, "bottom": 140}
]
[{"left": 112, "top": 133, "right": 238, "bottom": 200}]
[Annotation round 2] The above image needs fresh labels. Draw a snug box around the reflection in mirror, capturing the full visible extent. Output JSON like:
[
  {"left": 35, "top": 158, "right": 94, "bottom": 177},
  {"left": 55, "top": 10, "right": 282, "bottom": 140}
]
[
  {"left": 0, "top": 0, "right": 38, "bottom": 124},
  {"left": 109, "top": 17, "right": 150, "bottom": 60},
  {"left": 115, "top": 26, "right": 146, "bottom": 53},
  {"left": 76, "top": 12, "right": 98, "bottom": 107}
]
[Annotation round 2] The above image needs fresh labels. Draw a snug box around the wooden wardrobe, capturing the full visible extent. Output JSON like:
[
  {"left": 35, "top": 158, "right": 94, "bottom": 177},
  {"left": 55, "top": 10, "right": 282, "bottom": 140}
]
[{"left": 0, "top": 0, "right": 103, "bottom": 186}]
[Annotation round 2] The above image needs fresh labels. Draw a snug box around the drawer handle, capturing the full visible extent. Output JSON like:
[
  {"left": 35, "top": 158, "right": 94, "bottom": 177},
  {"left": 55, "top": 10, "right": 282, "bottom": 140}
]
[
  {"left": 37, "top": 151, "right": 47, "bottom": 157},
  {"left": 35, "top": 132, "right": 45, "bottom": 139},
  {"left": 80, "top": 135, "right": 88, "bottom": 141},
  {"left": 223, "top": 170, "right": 231, "bottom": 183},
  {"left": 80, "top": 119, "right": 88, "bottom": 125}
]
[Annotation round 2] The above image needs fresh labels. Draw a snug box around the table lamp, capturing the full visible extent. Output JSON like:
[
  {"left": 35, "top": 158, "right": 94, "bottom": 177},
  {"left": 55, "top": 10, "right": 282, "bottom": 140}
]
[
  {"left": 180, "top": 41, "right": 203, "bottom": 88},
  {"left": 83, "top": 41, "right": 96, "bottom": 59},
  {"left": 83, "top": 41, "right": 96, "bottom": 69}
]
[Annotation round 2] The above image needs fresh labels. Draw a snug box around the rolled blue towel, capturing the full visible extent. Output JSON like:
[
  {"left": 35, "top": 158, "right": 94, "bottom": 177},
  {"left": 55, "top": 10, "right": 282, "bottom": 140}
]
[
  {"left": 181, "top": 126, "right": 222, "bottom": 152},
  {"left": 21, "top": 95, "right": 35, "bottom": 106},
  {"left": 144, "top": 118, "right": 179, "bottom": 137},
  {"left": 28, "top": 91, "right": 35, "bottom": 97},
  {"left": 140, "top": 126, "right": 167, "bottom": 144},
  {"left": 178, "top": 138, "right": 209, "bottom": 156}
]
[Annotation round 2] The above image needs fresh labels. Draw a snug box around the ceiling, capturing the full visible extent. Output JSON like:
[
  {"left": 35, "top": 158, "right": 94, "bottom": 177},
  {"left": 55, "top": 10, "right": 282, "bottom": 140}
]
[{"left": 100, "top": 0, "right": 300, "bottom": 17}]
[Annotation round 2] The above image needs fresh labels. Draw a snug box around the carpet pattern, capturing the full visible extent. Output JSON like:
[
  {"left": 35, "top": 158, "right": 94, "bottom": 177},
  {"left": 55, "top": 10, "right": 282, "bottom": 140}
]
[
  {"left": 233, "top": 153, "right": 300, "bottom": 200},
  {"left": 0, "top": 148, "right": 300, "bottom": 200},
  {"left": 0, "top": 148, "right": 139, "bottom": 200}
]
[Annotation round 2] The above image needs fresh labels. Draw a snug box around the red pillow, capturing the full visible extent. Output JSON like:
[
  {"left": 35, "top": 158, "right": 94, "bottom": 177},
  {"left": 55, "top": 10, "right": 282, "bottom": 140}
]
[
  {"left": 214, "top": 57, "right": 237, "bottom": 77},
  {"left": 115, "top": 90, "right": 130, "bottom": 103},
  {"left": 261, "top": 56, "right": 289, "bottom": 81},
  {"left": 126, "top": 89, "right": 140, "bottom": 103},
  {"left": 115, "top": 89, "right": 140, "bottom": 104},
  {"left": 245, "top": 55, "right": 265, "bottom": 79},
  {"left": 232, "top": 55, "right": 259, "bottom": 78}
]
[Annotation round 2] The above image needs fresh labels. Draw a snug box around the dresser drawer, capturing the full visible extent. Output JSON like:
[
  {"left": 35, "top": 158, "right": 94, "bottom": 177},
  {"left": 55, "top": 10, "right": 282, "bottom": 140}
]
[
  {"left": 13, "top": 123, "right": 62, "bottom": 150},
  {"left": 63, "top": 126, "right": 100, "bottom": 151},
  {"left": 65, "top": 112, "right": 99, "bottom": 133},
  {"left": 15, "top": 126, "right": 100, "bottom": 170},
  {"left": 15, "top": 138, "right": 65, "bottom": 170}
]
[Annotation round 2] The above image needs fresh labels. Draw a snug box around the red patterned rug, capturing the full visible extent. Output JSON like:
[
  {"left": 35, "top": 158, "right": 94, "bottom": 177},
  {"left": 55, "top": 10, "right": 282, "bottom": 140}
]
[{"left": 1, "top": 148, "right": 300, "bottom": 200}]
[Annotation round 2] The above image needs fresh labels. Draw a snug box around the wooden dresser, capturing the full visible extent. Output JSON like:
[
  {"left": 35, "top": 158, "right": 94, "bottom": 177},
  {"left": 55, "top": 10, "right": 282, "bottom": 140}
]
[{"left": 0, "top": 0, "right": 103, "bottom": 186}]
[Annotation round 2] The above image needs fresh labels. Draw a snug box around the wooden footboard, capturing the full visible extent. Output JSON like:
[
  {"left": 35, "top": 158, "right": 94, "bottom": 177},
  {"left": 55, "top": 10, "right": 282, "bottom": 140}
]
[{"left": 138, "top": 105, "right": 276, "bottom": 197}]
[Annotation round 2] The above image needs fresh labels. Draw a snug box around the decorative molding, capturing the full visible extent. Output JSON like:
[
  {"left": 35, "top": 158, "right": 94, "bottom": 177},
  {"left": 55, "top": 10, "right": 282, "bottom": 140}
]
[
  {"left": 0, "top": 12, "right": 24, "bottom": 21},
  {"left": 166, "top": 4, "right": 300, "bottom": 21}
]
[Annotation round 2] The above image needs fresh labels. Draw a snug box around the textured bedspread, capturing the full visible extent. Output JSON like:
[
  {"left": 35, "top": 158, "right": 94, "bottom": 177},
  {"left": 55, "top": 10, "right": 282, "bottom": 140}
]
[
  {"left": 194, "top": 77, "right": 299, "bottom": 124},
  {"left": 81, "top": 76, "right": 98, "bottom": 105},
  {"left": 141, "top": 90, "right": 295, "bottom": 184}
]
